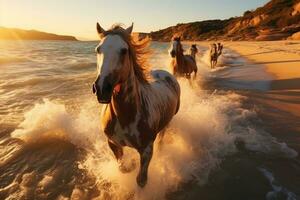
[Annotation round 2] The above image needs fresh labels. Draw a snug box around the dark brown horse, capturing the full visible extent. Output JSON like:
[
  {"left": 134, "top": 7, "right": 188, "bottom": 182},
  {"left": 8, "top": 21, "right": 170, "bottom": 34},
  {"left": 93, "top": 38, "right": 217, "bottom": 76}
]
[
  {"left": 217, "top": 42, "right": 223, "bottom": 56},
  {"left": 170, "top": 37, "right": 198, "bottom": 79},
  {"left": 190, "top": 44, "right": 198, "bottom": 61},
  {"left": 92, "top": 22, "right": 181, "bottom": 188}
]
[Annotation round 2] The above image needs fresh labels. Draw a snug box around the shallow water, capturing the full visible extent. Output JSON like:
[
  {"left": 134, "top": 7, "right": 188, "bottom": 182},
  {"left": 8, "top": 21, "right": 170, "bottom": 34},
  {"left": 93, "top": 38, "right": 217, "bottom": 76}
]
[{"left": 0, "top": 40, "right": 299, "bottom": 200}]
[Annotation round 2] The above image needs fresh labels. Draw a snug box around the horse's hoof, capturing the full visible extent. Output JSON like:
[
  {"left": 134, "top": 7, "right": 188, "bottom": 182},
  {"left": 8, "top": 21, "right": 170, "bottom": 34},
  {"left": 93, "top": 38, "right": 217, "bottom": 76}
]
[{"left": 136, "top": 173, "right": 147, "bottom": 188}]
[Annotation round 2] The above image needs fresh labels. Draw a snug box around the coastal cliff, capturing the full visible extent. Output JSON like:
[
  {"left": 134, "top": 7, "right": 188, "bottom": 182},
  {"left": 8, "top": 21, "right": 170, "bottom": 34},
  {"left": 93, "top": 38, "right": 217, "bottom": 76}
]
[{"left": 149, "top": 0, "right": 300, "bottom": 41}]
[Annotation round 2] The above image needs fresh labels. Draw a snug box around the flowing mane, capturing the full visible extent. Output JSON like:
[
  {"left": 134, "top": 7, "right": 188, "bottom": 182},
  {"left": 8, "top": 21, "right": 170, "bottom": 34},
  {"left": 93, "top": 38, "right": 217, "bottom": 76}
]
[{"left": 103, "top": 24, "right": 150, "bottom": 83}]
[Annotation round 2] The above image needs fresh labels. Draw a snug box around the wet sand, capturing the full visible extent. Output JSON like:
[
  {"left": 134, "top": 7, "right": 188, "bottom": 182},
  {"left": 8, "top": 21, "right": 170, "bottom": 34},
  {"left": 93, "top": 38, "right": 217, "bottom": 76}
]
[
  {"left": 225, "top": 41, "right": 300, "bottom": 153},
  {"left": 227, "top": 41, "right": 300, "bottom": 117},
  {"left": 192, "top": 40, "right": 300, "bottom": 153},
  {"left": 190, "top": 41, "right": 300, "bottom": 197}
]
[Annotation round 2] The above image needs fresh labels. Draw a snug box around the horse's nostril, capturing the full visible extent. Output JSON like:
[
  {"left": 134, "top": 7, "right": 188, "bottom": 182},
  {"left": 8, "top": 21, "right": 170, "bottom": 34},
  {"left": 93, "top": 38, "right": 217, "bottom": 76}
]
[{"left": 92, "top": 83, "right": 97, "bottom": 94}]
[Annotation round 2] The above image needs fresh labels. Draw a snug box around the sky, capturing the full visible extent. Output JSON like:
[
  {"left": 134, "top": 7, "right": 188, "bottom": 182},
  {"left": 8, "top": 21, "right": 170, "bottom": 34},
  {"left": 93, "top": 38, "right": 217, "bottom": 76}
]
[{"left": 0, "top": 0, "right": 268, "bottom": 40}]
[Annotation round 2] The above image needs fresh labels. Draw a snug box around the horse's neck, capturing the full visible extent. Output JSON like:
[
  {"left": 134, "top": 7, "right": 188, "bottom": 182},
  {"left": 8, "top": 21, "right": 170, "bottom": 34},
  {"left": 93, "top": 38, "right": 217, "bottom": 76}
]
[
  {"left": 175, "top": 46, "right": 185, "bottom": 66},
  {"left": 211, "top": 48, "right": 217, "bottom": 55},
  {"left": 110, "top": 65, "right": 143, "bottom": 122},
  {"left": 191, "top": 51, "right": 196, "bottom": 60}
]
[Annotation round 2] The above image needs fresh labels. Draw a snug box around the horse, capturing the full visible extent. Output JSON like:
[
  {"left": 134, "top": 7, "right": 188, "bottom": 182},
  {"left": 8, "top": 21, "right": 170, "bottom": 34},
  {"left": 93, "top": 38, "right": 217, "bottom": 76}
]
[
  {"left": 209, "top": 43, "right": 218, "bottom": 69},
  {"left": 169, "top": 37, "right": 198, "bottom": 79},
  {"left": 189, "top": 44, "right": 198, "bottom": 61},
  {"left": 92, "top": 22, "right": 181, "bottom": 188},
  {"left": 217, "top": 42, "right": 223, "bottom": 57}
]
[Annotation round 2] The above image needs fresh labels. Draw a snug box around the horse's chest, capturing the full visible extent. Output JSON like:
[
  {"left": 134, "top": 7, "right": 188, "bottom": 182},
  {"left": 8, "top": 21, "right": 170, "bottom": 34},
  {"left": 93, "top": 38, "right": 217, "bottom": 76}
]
[{"left": 104, "top": 117, "right": 140, "bottom": 148}]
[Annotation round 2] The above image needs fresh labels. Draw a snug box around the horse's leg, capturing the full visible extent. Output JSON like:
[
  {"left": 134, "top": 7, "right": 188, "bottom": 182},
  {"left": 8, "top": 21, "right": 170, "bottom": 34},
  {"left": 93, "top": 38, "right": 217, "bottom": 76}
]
[
  {"left": 108, "top": 141, "right": 134, "bottom": 173},
  {"left": 193, "top": 68, "right": 197, "bottom": 80},
  {"left": 108, "top": 140, "right": 123, "bottom": 160},
  {"left": 136, "top": 143, "right": 153, "bottom": 187}
]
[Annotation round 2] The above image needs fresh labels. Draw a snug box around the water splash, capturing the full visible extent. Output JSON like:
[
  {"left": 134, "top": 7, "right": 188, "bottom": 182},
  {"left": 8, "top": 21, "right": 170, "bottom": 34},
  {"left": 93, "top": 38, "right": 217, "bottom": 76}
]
[{"left": 11, "top": 76, "right": 297, "bottom": 199}]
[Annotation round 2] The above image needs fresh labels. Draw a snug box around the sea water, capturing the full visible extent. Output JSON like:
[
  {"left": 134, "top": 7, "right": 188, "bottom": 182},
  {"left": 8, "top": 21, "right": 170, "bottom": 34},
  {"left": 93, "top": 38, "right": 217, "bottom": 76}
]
[{"left": 0, "top": 40, "right": 298, "bottom": 200}]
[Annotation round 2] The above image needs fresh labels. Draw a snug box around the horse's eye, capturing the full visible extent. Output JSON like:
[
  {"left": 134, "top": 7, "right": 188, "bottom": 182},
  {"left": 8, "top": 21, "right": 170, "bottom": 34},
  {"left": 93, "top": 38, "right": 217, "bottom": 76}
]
[{"left": 120, "top": 48, "right": 127, "bottom": 55}]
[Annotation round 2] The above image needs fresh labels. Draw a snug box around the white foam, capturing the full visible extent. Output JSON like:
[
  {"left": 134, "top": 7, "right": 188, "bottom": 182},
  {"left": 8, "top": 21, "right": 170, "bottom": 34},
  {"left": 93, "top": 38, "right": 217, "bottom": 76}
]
[
  {"left": 10, "top": 44, "right": 297, "bottom": 199},
  {"left": 11, "top": 98, "right": 102, "bottom": 150},
  {"left": 259, "top": 168, "right": 298, "bottom": 200},
  {"left": 11, "top": 77, "right": 297, "bottom": 199}
]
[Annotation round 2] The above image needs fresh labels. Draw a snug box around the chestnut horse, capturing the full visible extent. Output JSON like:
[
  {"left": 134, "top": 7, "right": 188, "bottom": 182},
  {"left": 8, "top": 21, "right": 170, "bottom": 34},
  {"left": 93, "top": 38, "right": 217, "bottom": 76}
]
[
  {"left": 170, "top": 37, "right": 198, "bottom": 79},
  {"left": 210, "top": 43, "right": 223, "bottom": 69},
  {"left": 92, "top": 22, "right": 180, "bottom": 187},
  {"left": 210, "top": 43, "right": 218, "bottom": 69}
]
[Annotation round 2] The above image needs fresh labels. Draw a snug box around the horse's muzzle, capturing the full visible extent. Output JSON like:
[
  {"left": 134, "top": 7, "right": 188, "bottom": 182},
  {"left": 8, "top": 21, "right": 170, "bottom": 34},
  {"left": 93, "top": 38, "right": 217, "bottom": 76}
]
[
  {"left": 170, "top": 50, "right": 176, "bottom": 58},
  {"left": 92, "top": 82, "right": 113, "bottom": 104}
]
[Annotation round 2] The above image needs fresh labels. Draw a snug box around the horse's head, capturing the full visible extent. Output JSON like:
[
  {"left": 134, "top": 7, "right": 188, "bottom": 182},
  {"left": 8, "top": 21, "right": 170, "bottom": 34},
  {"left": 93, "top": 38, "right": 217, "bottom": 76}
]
[
  {"left": 169, "top": 36, "right": 181, "bottom": 58},
  {"left": 190, "top": 44, "right": 198, "bottom": 54},
  {"left": 93, "top": 22, "right": 133, "bottom": 104},
  {"left": 210, "top": 43, "right": 217, "bottom": 53}
]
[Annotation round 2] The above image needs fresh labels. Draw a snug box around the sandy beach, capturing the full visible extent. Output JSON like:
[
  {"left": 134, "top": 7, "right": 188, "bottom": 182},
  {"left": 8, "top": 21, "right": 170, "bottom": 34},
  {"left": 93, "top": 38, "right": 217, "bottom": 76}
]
[
  {"left": 227, "top": 41, "right": 300, "bottom": 117},
  {"left": 221, "top": 41, "right": 300, "bottom": 152},
  {"left": 193, "top": 40, "right": 300, "bottom": 152}
]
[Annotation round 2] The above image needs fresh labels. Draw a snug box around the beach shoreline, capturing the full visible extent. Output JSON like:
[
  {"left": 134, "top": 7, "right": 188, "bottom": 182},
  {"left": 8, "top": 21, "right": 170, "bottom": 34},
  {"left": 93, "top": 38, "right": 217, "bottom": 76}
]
[
  {"left": 188, "top": 40, "right": 300, "bottom": 153},
  {"left": 209, "top": 40, "right": 300, "bottom": 153},
  {"left": 225, "top": 41, "right": 300, "bottom": 117},
  {"left": 193, "top": 41, "right": 300, "bottom": 114}
]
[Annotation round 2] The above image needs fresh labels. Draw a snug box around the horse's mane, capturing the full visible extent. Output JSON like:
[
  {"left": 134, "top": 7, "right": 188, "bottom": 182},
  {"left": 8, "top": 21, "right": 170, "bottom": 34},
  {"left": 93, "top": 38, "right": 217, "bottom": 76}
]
[{"left": 103, "top": 24, "right": 150, "bottom": 84}]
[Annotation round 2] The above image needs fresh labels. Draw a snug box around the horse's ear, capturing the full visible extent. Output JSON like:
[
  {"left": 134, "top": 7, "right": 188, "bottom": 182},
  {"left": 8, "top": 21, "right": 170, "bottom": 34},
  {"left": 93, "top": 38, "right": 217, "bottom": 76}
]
[
  {"left": 125, "top": 23, "right": 134, "bottom": 34},
  {"left": 96, "top": 22, "right": 106, "bottom": 35}
]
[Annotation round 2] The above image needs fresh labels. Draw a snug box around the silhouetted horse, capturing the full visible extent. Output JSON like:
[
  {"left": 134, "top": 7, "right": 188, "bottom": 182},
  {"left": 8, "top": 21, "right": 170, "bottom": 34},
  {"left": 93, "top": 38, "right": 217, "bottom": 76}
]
[{"left": 190, "top": 44, "right": 198, "bottom": 61}]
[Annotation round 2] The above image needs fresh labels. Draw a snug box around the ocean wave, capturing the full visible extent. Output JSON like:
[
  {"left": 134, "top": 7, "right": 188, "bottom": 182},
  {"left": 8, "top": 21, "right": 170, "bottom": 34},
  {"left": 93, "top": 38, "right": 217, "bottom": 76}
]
[
  {"left": 3, "top": 41, "right": 297, "bottom": 199},
  {"left": 10, "top": 77, "right": 297, "bottom": 200},
  {"left": 0, "top": 57, "right": 30, "bottom": 65},
  {"left": 2, "top": 77, "right": 63, "bottom": 89},
  {"left": 65, "top": 59, "right": 96, "bottom": 70}
]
